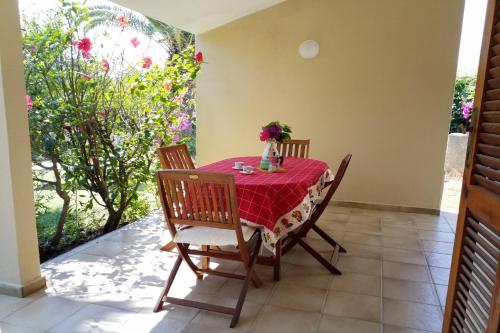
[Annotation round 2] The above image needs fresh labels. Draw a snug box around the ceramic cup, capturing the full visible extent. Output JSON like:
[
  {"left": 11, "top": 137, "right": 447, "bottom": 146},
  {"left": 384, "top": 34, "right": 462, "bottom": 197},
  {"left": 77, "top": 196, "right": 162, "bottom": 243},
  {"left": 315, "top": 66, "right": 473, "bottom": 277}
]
[
  {"left": 234, "top": 161, "right": 244, "bottom": 169},
  {"left": 242, "top": 165, "right": 254, "bottom": 174}
]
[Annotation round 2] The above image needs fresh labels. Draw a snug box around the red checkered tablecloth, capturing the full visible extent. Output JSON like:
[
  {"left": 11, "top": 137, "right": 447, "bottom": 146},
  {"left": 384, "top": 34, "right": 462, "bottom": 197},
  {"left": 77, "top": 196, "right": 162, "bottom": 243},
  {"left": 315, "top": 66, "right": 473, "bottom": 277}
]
[{"left": 198, "top": 156, "right": 334, "bottom": 251}]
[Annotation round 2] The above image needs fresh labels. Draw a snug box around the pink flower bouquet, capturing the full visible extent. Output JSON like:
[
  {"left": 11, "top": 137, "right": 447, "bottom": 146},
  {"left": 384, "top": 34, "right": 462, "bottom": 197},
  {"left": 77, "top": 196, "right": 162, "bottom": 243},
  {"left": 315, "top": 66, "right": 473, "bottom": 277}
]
[{"left": 259, "top": 121, "right": 292, "bottom": 143}]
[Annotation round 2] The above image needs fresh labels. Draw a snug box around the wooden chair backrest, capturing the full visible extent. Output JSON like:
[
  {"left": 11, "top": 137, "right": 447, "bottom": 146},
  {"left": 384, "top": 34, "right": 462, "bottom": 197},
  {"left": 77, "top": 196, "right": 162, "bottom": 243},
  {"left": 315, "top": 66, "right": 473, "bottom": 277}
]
[
  {"left": 156, "top": 170, "right": 248, "bottom": 251},
  {"left": 310, "top": 154, "right": 352, "bottom": 222},
  {"left": 276, "top": 139, "right": 310, "bottom": 158},
  {"left": 157, "top": 144, "right": 195, "bottom": 169}
]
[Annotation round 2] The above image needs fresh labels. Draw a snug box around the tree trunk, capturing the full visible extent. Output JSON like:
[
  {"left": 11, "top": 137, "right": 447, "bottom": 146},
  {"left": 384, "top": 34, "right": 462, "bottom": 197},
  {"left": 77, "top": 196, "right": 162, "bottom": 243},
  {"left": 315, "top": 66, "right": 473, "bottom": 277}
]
[
  {"left": 50, "top": 157, "right": 71, "bottom": 248},
  {"left": 102, "top": 209, "right": 124, "bottom": 234},
  {"left": 51, "top": 193, "right": 71, "bottom": 248}
]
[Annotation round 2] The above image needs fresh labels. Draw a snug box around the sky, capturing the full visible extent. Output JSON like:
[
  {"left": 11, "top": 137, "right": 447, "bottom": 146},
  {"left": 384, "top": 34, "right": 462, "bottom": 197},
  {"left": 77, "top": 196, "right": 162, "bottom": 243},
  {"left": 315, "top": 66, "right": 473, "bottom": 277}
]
[
  {"left": 18, "top": 0, "right": 170, "bottom": 67},
  {"left": 18, "top": 0, "right": 487, "bottom": 76},
  {"left": 457, "top": 0, "right": 488, "bottom": 76}
]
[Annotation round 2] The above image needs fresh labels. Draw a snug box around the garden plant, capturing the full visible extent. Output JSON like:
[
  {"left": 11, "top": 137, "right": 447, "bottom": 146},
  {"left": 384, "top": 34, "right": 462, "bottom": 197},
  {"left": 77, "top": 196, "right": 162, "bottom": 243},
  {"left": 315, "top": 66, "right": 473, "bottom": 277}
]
[{"left": 22, "top": 0, "right": 201, "bottom": 258}]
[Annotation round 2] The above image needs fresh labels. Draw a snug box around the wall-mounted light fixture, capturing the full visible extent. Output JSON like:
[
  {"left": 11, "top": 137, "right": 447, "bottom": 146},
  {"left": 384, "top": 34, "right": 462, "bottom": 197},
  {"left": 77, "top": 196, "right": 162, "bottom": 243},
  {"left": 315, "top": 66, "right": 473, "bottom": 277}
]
[{"left": 299, "top": 40, "right": 319, "bottom": 59}]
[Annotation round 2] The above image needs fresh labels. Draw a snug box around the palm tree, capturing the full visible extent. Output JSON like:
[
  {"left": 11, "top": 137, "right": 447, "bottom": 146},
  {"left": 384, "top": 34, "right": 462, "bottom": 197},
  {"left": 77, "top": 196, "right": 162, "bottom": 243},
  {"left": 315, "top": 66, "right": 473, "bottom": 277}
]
[{"left": 87, "top": 4, "right": 194, "bottom": 55}]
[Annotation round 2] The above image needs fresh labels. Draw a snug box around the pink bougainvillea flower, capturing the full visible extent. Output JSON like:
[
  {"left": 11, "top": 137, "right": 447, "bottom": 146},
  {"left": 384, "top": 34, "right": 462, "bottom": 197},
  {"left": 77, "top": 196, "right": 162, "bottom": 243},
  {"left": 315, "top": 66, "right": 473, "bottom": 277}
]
[
  {"left": 141, "top": 56, "right": 152, "bottom": 69},
  {"left": 29, "top": 45, "right": 37, "bottom": 52},
  {"left": 99, "top": 111, "right": 109, "bottom": 117},
  {"left": 82, "top": 51, "right": 91, "bottom": 59},
  {"left": 163, "top": 81, "right": 172, "bottom": 91},
  {"left": 78, "top": 72, "right": 92, "bottom": 80},
  {"left": 77, "top": 37, "right": 92, "bottom": 52},
  {"left": 25, "top": 95, "right": 33, "bottom": 111},
  {"left": 116, "top": 15, "right": 129, "bottom": 29},
  {"left": 171, "top": 110, "right": 191, "bottom": 132},
  {"left": 461, "top": 101, "right": 473, "bottom": 119},
  {"left": 130, "top": 37, "right": 140, "bottom": 48},
  {"left": 101, "top": 59, "right": 110, "bottom": 73},
  {"left": 195, "top": 51, "right": 203, "bottom": 63},
  {"left": 173, "top": 96, "right": 183, "bottom": 104}
]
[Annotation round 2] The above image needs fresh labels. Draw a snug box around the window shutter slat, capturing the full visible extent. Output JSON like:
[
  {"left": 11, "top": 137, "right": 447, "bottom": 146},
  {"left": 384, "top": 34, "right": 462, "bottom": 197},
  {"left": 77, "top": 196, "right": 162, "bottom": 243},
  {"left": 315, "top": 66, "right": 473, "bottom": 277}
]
[{"left": 450, "top": 214, "right": 500, "bottom": 332}]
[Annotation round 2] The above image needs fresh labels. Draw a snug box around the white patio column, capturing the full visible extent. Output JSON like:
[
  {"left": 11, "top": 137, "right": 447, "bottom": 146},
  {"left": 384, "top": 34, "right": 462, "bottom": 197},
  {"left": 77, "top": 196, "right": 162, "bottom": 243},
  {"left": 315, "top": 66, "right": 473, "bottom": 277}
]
[{"left": 0, "top": 0, "right": 46, "bottom": 297}]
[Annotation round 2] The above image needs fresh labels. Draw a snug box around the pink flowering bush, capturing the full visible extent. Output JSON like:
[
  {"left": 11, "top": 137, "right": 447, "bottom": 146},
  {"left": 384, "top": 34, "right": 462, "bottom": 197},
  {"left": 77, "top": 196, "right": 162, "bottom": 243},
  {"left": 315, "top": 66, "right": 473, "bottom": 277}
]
[
  {"left": 130, "top": 37, "right": 140, "bottom": 48},
  {"left": 25, "top": 95, "right": 33, "bottom": 111},
  {"left": 116, "top": 14, "right": 129, "bottom": 29},
  {"left": 141, "top": 56, "right": 153, "bottom": 69},
  {"left": 195, "top": 51, "right": 203, "bottom": 63},
  {"left": 77, "top": 37, "right": 92, "bottom": 59},
  {"left": 22, "top": 1, "right": 202, "bottom": 248},
  {"left": 101, "top": 59, "right": 110, "bottom": 73},
  {"left": 461, "top": 101, "right": 473, "bottom": 119},
  {"left": 450, "top": 76, "right": 476, "bottom": 133}
]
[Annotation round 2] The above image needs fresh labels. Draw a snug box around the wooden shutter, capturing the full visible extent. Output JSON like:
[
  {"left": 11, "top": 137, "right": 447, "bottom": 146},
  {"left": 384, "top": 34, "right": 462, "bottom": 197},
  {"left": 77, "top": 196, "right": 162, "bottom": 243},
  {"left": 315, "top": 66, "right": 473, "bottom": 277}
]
[{"left": 443, "top": 0, "right": 500, "bottom": 332}]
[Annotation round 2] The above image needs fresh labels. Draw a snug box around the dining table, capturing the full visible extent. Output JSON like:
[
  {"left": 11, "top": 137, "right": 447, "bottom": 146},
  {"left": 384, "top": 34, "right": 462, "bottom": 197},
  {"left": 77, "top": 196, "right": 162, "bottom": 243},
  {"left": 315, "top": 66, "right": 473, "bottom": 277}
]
[{"left": 198, "top": 156, "right": 334, "bottom": 252}]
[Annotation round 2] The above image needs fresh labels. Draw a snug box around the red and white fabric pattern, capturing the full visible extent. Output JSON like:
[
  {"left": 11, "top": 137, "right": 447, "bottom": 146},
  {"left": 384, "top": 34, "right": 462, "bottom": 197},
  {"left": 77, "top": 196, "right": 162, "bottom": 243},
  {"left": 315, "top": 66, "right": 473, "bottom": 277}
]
[{"left": 198, "top": 156, "right": 334, "bottom": 252}]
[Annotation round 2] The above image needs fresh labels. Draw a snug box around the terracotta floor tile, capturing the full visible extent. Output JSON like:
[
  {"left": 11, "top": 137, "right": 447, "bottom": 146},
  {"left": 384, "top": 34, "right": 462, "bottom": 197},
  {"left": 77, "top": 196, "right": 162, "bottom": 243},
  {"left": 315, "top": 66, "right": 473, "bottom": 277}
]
[
  {"left": 252, "top": 305, "right": 321, "bottom": 333},
  {"left": 383, "top": 299, "right": 442, "bottom": 332},
  {"left": 323, "top": 291, "right": 381, "bottom": 322},
  {"left": 318, "top": 315, "right": 380, "bottom": 333}
]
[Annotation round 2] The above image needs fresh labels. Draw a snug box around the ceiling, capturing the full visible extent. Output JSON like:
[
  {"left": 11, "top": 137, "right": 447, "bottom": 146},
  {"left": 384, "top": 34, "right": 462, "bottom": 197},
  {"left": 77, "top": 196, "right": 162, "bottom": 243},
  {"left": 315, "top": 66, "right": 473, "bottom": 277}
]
[{"left": 111, "top": 0, "right": 286, "bottom": 34}]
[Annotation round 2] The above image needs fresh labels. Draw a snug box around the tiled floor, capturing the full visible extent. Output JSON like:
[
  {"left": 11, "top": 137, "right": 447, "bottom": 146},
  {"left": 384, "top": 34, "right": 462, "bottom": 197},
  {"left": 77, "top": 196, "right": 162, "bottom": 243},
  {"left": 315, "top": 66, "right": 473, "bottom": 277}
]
[
  {"left": 0, "top": 206, "right": 458, "bottom": 333},
  {"left": 440, "top": 176, "right": 462, "bottom": 214}
]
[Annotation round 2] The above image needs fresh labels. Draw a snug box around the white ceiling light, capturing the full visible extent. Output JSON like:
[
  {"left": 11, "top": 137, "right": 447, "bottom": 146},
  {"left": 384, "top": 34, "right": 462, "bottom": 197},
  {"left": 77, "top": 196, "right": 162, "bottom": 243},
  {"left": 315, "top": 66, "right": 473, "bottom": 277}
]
[{"left": 299, "top": 40, "right": 319, "bottom": 59}]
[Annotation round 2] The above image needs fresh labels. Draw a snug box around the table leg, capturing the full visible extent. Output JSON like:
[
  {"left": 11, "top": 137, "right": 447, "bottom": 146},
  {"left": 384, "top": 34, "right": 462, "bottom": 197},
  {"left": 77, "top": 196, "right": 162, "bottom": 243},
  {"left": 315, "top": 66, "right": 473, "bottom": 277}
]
[
  {"left": 273, "top": 239, "right": 282, "bottom": 281},
  {"left": 202, "top": 245, "right": 210, "bottom": 271}
]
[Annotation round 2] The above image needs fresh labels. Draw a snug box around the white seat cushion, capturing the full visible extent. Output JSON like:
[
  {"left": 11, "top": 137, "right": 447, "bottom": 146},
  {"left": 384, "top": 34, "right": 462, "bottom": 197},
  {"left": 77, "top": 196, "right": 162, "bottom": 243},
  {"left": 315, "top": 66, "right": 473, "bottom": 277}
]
[{"left": 174, "top": 225, "right": 257, "bottom": 246}]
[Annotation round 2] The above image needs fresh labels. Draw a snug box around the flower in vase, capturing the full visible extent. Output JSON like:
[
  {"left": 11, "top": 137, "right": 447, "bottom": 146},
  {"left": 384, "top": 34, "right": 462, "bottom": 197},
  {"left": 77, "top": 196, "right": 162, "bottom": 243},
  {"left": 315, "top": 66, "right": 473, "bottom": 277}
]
[{"left": 259, "top": 121, "right": 292, "bottom": 142}]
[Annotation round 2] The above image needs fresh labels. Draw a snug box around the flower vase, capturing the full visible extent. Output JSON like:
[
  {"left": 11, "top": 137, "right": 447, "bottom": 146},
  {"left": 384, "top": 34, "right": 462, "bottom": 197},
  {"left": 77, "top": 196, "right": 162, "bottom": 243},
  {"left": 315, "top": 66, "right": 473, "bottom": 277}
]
[{"left": 260, "top": 140, "right": 277, "bottom": 170}]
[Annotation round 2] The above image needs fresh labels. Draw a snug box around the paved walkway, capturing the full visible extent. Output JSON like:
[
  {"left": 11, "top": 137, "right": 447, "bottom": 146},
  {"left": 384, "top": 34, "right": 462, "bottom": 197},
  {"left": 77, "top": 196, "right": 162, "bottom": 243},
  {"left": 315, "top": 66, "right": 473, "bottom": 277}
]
[{"left": 440, "top": 176, "right": 462, "bottom": 215}]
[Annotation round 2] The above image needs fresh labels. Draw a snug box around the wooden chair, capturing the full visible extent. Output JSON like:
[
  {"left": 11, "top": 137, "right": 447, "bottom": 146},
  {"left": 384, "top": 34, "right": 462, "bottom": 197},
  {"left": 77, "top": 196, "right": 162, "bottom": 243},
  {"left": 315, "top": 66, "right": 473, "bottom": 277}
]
[
  {"left": 154, "top": 170, "right": 262, "bottom": 328},
  {"left": 259, "top": 154, "right": 352, "bottom": 279},
  {"left": 276, "top": 139, "right": 310, "bottom": 158},
  {"left": 157, "top": 144, "right": 195, "bottom": 252},
  {"left": 157, "top": 144, "right": 195, "bottom": 170}
]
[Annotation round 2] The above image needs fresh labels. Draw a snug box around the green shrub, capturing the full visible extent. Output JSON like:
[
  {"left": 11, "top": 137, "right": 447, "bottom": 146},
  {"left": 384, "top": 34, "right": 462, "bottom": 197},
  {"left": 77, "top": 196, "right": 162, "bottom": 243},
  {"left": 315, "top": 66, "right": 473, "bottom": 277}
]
[{"left": 450, "top": 76, "right": 476, "bottom": 133}]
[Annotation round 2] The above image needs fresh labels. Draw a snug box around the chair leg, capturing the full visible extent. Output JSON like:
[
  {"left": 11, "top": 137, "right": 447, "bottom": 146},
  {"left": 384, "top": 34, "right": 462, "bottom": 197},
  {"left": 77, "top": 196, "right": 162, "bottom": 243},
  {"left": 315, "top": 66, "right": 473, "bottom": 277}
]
[
  {"left": 154, "top": 255, "right": 182, "bottom": 312},
  {"left": 312, "top": 225, "right": 346, "bottom": 253},
  {"left": 251, "top": 271, "right": 262, "bottom": 288},
  {"left": 176, "top": 244, "right": 203, "bottom": 279},
  {"left": 280, "top": 235, "right": 299, "bottom": 256},
  {"left": 160, "top": 241, "right": 176, "bottom": 251},
  {"left": 273, "top": 239, "right": 281, "bottom": 281},
  {"left": 230, "top": 237, "right": 262, "bottom": 328},
  {"left": 292, "top": 234, "right": 342, "bottom": 275}
]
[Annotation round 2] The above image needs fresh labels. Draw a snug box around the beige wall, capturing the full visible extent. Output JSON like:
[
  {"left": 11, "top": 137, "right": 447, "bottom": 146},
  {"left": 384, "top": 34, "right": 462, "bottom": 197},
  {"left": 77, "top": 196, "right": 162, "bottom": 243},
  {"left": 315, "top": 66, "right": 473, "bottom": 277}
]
[{"left": 196, "top": 0, "right": 464, "bottom": 210}]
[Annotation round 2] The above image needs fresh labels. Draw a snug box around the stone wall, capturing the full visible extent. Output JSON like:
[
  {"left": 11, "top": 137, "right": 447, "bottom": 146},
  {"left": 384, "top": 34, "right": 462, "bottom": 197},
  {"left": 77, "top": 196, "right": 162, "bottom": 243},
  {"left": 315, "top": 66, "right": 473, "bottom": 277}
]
[{"left": 444, "top": 133, "right": 469, "bottom": 177}]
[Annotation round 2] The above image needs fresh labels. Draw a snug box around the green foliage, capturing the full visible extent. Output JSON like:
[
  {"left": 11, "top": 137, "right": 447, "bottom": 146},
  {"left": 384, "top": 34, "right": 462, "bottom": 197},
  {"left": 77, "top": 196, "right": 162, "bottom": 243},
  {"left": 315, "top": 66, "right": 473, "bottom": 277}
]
[
  {"left": 450, "top": 76, "right": 476, "bottom": 133},
  {"left": 23, "top": 0, "right": 202, "bottom": 253},
  {"left": 33, "top": 184, "right": 53, "bottom": 219}
]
